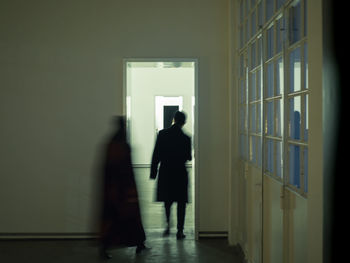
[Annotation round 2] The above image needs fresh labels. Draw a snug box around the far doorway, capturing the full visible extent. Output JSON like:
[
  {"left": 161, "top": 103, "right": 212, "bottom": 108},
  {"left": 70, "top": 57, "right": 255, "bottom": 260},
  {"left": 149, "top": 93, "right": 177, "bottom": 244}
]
[{"left": 124, "top": 59, "right": 198, "bottom": 238}]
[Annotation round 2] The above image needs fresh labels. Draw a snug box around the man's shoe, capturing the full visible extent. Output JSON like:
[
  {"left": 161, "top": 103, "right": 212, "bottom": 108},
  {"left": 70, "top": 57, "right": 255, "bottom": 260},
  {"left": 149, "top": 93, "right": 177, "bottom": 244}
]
[
  {"left": 176, "top": 231, "right": 186, "bottom": 240},
  {"left": 163, "top": 228, "right": 170, "bottom": 237}
]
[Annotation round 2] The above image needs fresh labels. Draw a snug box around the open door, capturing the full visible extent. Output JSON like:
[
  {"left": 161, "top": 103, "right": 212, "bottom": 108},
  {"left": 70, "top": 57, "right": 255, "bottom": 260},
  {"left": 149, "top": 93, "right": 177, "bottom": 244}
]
[{"left": 124, "top": 59, "right": 199, "bottom": 239}]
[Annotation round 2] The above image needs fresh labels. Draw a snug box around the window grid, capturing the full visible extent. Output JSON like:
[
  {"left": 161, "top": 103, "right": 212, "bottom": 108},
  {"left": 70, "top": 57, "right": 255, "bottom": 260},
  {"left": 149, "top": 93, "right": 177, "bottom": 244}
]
[
  {"left": 237, "top": 0, "right": 308, "bottom": 197},
  {"left": 239, "top": 51, "right": 249, "bottom": 160},
  {"left": 248, "top": 37, "right": 263, "bottom": 167}
]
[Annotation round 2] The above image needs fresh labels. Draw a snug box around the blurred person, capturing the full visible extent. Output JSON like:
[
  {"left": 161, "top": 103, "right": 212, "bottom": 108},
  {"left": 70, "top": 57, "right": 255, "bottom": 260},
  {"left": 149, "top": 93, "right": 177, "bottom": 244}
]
[
  {"left": 100, "top": 116, "right": 147, "bottom": 259},
  {"left": 150, "top": 111, "right": 192, "bottom": 240}
]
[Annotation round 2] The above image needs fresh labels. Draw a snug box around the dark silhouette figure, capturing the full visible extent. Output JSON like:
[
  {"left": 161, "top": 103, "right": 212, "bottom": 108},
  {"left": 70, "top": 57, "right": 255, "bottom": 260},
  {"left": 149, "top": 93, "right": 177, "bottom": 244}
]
[
  {"left": 100, "top": 116, "right": 147, "bottom": 259},
  {"left": 150, "top": 111, "right": 192, "bottom": 239}
]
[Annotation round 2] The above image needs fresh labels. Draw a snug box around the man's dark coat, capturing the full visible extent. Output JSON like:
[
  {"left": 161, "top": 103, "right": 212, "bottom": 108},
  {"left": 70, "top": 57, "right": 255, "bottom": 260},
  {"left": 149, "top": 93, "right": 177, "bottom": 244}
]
[{"left": 150, "top": 124, "right": 192, "bottom": 203}]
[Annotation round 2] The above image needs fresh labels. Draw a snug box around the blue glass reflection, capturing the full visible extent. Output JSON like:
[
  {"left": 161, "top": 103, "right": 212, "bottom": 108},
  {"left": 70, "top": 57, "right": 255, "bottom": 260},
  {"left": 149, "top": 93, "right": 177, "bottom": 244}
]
[
  {"left": 290, "top": 0, "right": 301, "bottom": 44},
  {"left": 266, "top": 0, "right": 274, "bottom": 21},
  {"left": 251, "top": 10, "right": 256, "bottom": 37},
  {"left": 289, "top": 96, "right": 301, "bottom": 140},
  {"left": 251, "top": 72, "right": 256, "bottom": 101},
  {"left": 266, "top": 139, "right": 274, "bottom": 173},
  {"left": 290, "top": 48, "right": 301, "bottom": 93},
  {"left": 289, "top": 144, "right": 300, "bottom": 188},
  {"left": 267, "top": 101, "right": 274, "bottom": 135},
  {"left": 267, "top": 26, "right": 274, "bottom": 59},
  {"left": 267, "top": 62, "right": 274, "bottom": 97}
]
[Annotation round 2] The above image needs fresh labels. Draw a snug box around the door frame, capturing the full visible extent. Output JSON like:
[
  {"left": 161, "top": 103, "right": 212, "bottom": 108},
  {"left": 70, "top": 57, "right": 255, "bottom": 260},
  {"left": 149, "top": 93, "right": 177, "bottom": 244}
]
[{"left": 122, "top": 58, "right": 200, "bottom": 239}]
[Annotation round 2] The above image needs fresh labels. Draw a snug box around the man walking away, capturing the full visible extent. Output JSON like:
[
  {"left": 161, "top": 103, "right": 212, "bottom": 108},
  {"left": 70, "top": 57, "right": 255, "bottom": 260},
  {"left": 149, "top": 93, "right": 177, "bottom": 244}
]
[{"left": 150, "top": 111, "right": 192, "bottom": 239}]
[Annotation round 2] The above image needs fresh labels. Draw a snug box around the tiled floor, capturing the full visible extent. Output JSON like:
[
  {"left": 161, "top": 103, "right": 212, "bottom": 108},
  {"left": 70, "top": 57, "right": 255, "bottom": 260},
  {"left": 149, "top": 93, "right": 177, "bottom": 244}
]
[
  {"left": 0, "top": 230, "right": 244, "bottom": 263},
  {"left": 134, "top": 167, "right": 194, "bottom": 231}
]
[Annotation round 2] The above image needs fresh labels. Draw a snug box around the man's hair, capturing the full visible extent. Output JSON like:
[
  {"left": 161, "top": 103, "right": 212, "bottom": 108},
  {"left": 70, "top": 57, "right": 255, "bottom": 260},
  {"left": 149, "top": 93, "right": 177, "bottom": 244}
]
[{"left": 174, "top": 111, "right": 186, "bottom": 125}]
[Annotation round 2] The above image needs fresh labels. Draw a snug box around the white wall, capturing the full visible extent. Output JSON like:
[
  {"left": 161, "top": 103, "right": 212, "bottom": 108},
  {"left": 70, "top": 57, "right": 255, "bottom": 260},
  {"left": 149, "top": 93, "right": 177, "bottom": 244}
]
[
  {"left": 0, "top": 0, "right": 229, "bottom": 234},
  {"left": 128, "top": 66, "right": 194, "bottom": 165}
]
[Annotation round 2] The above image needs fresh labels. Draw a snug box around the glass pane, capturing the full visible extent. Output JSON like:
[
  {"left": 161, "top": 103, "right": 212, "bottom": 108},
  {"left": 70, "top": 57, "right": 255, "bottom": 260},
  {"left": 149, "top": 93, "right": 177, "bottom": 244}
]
[
  {"left": 240, "top": 26, "right": 244, "bottom": 48},
  {"left": 266, "top": 0, "right": 274, "bottom": 22},
  {"left": 276, "top": 57, "right": 283, "bottom": 95},
  {"left": 304, "top": 94, "right": 309, "bottom": 141},
  {"left": 304, "top": 0, "right": 307, "bottom": 36},
  {"left": 277, "top": 0, "right": 286, "bottom": 10},
  {"left": 245, "top": 0, "right": 249, "bottom": 16},
  {"left": 276, "top": 18, "right": 283, "bottom": 53},
  {"left": 257, "top": 68, "right": 262, "bottom": 99},
  {"left": 240, "top": 0, "right": 244, "bottom": 24},
  {"left": 304, "top": 147, "right": 308, "bottom": 192},
  {"left": 304, "top": 43, "right": 308, "bottom": 89},
  {"left": 251, "top": 104, "right": 257, "bottom": 132},
  {"left": 257, "top": 37, "right": 262, "bottom": 64},
  {"left": 289, "top": 0, "right": 301, "bottom": 44},
  {"left": 267, "top": 26, "right": 274, "bottom": 59},
  {"left": 276, "top": 141, "right": 283, "bottom": 178},
  {"left": 258, "top": 1, "right": 263, "bottom": 27},
  {"left": 251, "top": 9, "right": 257, "bottom": 37},
  {"left": 267, "top": 101, "right": 274, "bottom": 135},
  {"left": 289, "top": 96, "right": 301, "bottom": 140},
  {"left": 289, "top": 47, "right": 301, "bottom": 93},
  {"left": 246, "top": 19, "right": 249, "bottom": 42},
  {"left": 266, "top": 139, "right": 274, "bottom": 173},
  {"left": 267, "top": 62, "right": 274, "bottom": 97},
  {"left": 251, "top": 42, "right": 256, "bottom": 69},
  {"left": 276, "top": 99, "right": 283, "bottom": 137},
  {"left": 257, "top": 102, "right": 262, "bottom": 133},
  {"left": 250, "top": 71, "right": 256, "bottom": 101},
  {"left": 289, "top": 144, "right": 300, "bottom": 188}
]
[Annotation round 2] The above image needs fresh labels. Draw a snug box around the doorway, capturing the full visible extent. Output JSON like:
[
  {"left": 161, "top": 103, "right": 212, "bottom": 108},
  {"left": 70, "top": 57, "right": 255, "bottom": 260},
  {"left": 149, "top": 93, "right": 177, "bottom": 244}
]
[{"left": 124, "top": 59, "right": 198, "bottom": 238}]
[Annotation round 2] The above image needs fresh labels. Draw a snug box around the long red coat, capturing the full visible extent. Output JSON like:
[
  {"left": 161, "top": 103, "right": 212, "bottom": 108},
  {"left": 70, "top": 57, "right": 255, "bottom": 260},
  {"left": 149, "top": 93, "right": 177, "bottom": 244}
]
[{"left": 100, "top": 136, "right": 146, "bottom": 248}]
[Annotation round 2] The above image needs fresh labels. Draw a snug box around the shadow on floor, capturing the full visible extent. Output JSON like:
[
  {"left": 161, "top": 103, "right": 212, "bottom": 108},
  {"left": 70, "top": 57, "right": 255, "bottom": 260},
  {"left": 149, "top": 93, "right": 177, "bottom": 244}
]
[{"left": 0, "top": 229, "right": 245, "bottom": 263}]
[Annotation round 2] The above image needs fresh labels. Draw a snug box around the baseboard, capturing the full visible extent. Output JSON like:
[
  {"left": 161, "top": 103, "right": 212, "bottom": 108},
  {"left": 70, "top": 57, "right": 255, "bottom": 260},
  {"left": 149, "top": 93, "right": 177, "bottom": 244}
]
[
  {"left": 132, "top": 164, "right": 192, "bottom": 168},
  {"left": 0, "top": 233, "right": 98, "bottom": 240},
  {"left": 198, "top": 231, "right": 228, "bottom": 238}
]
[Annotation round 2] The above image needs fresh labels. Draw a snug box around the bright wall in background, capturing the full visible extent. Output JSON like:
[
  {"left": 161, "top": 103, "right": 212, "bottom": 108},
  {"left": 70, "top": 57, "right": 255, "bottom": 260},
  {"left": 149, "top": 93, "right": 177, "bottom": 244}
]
[{"left": 127, "top": 62, "right": 194, "bottom": 165}]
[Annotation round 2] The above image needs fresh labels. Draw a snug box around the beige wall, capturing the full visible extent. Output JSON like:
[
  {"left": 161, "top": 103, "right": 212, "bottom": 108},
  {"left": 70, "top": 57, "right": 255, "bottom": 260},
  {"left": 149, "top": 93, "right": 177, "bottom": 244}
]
[
  {"left": 0, "top": 0, "right": 229, "bottom": 233},
  {"left": 128, "top": 66, "right": 194, "bottom": 165}
]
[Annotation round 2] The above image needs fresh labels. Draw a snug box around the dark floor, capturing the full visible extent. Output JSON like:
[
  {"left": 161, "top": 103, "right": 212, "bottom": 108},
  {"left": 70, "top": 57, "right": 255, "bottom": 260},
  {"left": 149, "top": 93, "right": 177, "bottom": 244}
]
[
  {"left": 0, "top": 168, "right": 243, "bottom": 262},
  {"left": 0, "top": 229, "right": 244, "bottom": 263}
]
